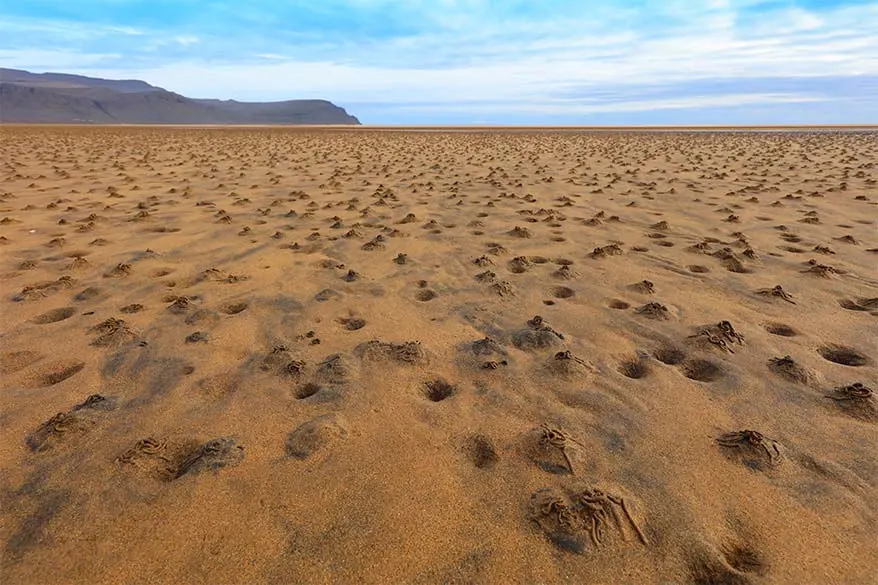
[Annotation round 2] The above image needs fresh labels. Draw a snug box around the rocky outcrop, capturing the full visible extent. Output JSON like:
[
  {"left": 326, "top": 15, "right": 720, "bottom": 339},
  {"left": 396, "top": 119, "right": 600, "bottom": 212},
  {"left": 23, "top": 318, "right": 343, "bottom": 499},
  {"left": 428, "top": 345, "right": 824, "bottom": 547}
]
[{"left": 0, "top": 68, "right": 360, "bottom": 125}]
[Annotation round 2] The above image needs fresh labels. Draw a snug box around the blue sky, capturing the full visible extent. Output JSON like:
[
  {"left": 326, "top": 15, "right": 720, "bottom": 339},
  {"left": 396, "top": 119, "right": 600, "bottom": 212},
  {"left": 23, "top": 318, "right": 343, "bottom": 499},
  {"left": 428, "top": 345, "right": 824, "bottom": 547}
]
[{"left": 1, "top": 0, "right": 876, "bottom": 124}]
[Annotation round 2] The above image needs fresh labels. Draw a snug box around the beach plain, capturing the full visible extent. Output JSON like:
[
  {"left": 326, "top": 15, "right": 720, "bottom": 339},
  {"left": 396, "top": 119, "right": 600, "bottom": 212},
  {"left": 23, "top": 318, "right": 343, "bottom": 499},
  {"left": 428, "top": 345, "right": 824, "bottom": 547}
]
[{"left": 1, "top": 126, "right": 876, "bottom": 584}]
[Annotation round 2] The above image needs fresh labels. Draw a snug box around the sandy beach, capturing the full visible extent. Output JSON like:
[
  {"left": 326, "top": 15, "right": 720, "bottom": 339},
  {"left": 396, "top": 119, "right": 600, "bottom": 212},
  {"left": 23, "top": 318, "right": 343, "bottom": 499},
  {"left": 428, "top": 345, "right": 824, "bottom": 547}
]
[{"left": 1, "top": 125, "right": 876, "bottom": 584}]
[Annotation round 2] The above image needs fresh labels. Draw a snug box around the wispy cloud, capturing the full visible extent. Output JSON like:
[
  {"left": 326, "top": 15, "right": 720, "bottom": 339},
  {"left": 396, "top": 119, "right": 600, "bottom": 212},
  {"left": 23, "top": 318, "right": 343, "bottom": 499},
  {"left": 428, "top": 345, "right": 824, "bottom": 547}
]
[
  {"left": 1, "top": 0, "right": 876, "bottom": 123},
  {"left": 174, "top": 36, "right": 199, "bottom": 47},
  {"left": 0, "top": 49, "right": 123, "bottom": 69},
  {"left": 389, "top": 94, "right": 828, "bottom": 115}
]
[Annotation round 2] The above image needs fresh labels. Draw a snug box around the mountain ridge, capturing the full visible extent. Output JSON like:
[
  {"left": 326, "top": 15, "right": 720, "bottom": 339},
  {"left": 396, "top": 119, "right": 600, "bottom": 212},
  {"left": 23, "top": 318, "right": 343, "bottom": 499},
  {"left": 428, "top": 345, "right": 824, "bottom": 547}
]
[{"left": 0, "top": 68, "right": 360, "bottom": 125}]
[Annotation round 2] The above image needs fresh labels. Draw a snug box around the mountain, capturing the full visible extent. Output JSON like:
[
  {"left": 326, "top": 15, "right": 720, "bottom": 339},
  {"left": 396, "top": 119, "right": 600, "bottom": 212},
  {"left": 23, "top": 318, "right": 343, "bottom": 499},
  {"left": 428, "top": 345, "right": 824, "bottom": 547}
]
[{"left": 0, "top": 68, "right": 360, "bottom": 125}]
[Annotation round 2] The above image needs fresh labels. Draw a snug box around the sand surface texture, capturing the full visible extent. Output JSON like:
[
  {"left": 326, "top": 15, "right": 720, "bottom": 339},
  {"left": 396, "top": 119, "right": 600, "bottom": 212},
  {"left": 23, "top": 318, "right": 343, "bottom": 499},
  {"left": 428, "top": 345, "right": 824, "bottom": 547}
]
[{"left": 1, "top": 126, "right": 876, "bottom": 584}]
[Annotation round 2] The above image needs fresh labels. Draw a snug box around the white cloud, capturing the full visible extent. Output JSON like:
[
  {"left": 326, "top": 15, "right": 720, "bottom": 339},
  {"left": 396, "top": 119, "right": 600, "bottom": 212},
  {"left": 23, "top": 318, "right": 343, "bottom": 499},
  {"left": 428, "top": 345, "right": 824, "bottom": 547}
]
[
  {"left": 75, "top": 19, "right": 874, "bottom": 106},
  {"left": 0, "top": 49, "right": 123, "bottom": 69},
  {"left": 106, "top": 26, "right": 146, "bottom": 36},
  {"left": 0, "top": 17, "right": 145, "bottom": 40},
  {"left": 390, "top": 93, "right": 826, "bottom": 115}
]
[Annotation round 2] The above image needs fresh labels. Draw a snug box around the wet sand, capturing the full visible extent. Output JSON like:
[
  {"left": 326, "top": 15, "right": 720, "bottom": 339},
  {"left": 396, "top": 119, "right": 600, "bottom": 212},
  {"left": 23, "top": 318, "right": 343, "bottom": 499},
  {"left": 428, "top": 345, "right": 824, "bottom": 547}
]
[{"left": 1, "top": 126, "right": 876, "bottom": 584}]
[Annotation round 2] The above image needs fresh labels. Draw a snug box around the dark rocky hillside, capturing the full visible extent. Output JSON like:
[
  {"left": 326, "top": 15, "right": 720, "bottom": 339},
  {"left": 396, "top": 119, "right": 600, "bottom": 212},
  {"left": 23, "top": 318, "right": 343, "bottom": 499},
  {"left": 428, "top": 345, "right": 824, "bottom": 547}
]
[{"left": 0, "top": 68, "right": 360, "bottom": 124}]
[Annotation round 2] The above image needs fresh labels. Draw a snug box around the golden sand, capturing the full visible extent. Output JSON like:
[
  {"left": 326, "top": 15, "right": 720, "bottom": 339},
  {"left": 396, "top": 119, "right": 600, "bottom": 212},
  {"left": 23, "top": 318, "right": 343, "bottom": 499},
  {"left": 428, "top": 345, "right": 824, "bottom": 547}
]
[{"left": 1, "top": 126, "right": 876, "bottom": 584}]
